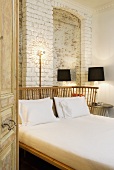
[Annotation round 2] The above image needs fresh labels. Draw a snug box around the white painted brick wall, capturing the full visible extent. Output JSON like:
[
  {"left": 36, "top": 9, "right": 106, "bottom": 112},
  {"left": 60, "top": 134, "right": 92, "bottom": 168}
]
[{"left": 19, "top": 0, "right": 93, "bottom": 86}]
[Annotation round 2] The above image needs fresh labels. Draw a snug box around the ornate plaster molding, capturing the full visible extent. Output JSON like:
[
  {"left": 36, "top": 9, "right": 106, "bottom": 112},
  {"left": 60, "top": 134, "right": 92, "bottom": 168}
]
[{"left": 95, "top": 2, "right": 114, "bottom": 13}]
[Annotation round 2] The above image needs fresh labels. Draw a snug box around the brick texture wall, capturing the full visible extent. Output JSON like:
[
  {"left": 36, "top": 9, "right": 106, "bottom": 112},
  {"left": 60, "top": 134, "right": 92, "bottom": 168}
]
[{"left": 19, "top": 0, "right": 92, "bottom": 86}]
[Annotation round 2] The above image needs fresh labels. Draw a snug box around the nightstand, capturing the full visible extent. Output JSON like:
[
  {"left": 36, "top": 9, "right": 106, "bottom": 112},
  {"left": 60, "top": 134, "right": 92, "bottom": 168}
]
[{"left": 91, "top": 103, "right": 113, "bottom": 117}]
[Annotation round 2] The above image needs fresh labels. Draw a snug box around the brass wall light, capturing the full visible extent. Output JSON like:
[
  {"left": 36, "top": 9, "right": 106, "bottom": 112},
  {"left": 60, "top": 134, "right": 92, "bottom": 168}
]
[{"left": 37, "top": 50, "right": 45, "bottom": 87}]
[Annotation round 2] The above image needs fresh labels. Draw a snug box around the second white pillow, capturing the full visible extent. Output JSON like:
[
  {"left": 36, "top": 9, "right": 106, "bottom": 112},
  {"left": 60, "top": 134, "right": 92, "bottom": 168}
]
[
  {"left": 60, "top": 97, "right": 90, "bottom": 119},
  {"left": 54, "top": 97, "right": 90, "bottom": 119}
]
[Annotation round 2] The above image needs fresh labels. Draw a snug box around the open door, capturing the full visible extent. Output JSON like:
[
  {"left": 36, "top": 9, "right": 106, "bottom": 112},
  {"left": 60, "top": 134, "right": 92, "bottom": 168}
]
[{"left": 0, "top": 0, "right": 18, "bottom": 169}]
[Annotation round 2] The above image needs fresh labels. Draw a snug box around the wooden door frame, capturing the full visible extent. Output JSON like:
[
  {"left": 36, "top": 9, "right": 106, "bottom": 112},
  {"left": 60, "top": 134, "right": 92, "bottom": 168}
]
[{"left": 16, "top": 0, "right": 19, "bottom": 169}]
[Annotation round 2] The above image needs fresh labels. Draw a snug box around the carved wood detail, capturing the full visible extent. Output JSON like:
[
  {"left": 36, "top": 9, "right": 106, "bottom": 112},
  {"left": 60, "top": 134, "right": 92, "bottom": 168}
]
[
  {"left": 1, "top": 147, "right": 12, "bottom": 170},
  {"left": 0, "top": 144, "right": 15, "bottom": 170},
  {"left": 0, "top": 95, "right": 14, "bottom": 110},
  {"left": 0, "top": 109, "right": 12, "bottom": 137}
]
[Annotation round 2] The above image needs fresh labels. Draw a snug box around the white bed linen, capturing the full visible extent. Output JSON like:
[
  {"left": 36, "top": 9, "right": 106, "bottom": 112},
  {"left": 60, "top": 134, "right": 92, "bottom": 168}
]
[{"left": 19, "top": 115, "right": 114, "bottom": 170}]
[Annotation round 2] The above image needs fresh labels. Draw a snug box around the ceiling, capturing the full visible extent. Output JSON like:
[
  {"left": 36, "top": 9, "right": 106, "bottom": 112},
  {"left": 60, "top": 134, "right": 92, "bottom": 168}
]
[{"left": 74, "top": 0, "right": 114, "bottom": 9}]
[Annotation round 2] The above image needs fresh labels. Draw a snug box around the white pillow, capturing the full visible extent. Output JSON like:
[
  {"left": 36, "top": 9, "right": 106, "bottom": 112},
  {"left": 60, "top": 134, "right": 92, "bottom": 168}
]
[
  {"left": 54, "top": 97, "right": 73, "bottom": 118},
  {"left": 20, "top": 98, "right": 57, "bottom": 125},
  {"left": 54, "top": 97, "right": 90, "bottom": 119},
  {"left": 19, "top": 97, "right": 51, "bottom": 124},
  {"left": 19, "top": 97, "right": 50, "bottom": 106}
]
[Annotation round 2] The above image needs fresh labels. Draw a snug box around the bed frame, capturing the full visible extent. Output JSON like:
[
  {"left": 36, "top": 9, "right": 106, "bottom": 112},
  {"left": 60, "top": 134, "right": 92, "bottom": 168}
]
[{"left": 19, "top": 86, "right": 98, "bottom": 170}]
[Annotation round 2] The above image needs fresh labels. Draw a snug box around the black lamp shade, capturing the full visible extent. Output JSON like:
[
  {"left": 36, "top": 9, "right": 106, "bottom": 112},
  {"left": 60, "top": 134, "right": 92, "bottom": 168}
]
[
  {"left": 88, "top": 67, "right": 105, "bottom": 81},
  {"left": 57, "top": 69, "right": 71, "bottom": 81}
]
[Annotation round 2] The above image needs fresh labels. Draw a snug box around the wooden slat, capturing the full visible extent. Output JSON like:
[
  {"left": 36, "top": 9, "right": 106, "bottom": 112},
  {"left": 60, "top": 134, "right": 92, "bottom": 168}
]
[{"left": 19, "top": 86, "right": 98, "bottom": 112}]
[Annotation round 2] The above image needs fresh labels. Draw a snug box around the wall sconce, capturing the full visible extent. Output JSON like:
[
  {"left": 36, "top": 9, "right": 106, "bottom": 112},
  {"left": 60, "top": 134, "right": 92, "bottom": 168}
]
[
  {"left": 57, "top": 69, "right": 71, "bottom": 82},
  {"left": 37, "top": 50, "right": 45, "bottom": 87},
  {"left": 88, "top": 67, "right": 105, "bottom": 82}
]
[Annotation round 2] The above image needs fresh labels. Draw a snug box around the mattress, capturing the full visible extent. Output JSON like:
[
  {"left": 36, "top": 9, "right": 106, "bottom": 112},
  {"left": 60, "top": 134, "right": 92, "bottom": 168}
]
[{"left": 19, "top": 115, "right": 114, "bottom": 170}]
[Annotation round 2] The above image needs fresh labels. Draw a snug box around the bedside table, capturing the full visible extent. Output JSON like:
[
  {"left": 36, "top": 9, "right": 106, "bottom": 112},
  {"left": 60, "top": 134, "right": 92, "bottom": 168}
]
[{"left": 91, "top": 103, "right": 113, "bottom": 117}]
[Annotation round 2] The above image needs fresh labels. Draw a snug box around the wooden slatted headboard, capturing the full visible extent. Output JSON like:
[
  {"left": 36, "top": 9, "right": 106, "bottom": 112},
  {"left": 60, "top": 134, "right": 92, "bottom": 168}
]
[{"left": 19, "top": 86, "right": 98, "bottom": 112}]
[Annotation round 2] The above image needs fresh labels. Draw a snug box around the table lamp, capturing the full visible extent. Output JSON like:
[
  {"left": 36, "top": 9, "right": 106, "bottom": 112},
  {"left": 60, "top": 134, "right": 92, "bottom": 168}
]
[
  {"left": 57, "top": 69, "right": 71, "bottom": 82},
  {"left": 88, "top": 67, "right": 105, "bottom": 82}
]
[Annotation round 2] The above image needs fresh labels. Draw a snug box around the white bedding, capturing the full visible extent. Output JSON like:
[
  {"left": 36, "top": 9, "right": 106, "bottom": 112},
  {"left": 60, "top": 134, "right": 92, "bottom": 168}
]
[{"left": 19, "top": 115, "right": 114, "bottom": 170}]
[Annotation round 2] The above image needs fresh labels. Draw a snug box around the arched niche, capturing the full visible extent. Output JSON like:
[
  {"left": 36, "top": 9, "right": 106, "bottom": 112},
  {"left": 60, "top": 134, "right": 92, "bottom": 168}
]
[{"left": 53, "top": 8, "right": 81, "bottom": 86}]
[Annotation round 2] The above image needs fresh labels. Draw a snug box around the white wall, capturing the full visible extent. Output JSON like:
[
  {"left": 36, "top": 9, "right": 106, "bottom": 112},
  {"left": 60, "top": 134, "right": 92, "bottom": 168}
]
[{"left": 92, "top": 6, "right": 114, "bottom": 117}]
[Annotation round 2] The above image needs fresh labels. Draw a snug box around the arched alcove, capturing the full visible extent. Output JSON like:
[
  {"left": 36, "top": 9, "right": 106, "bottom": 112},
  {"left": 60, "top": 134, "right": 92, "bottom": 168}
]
[{"left": 53, "top": 8, "right": 81, "bottom": 86}]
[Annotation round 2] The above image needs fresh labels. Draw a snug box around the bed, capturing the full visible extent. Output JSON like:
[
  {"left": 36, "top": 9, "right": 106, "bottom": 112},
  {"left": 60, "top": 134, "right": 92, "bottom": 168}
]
[{"left": 18, "top": 86, "right": 114, "bottom": 170}]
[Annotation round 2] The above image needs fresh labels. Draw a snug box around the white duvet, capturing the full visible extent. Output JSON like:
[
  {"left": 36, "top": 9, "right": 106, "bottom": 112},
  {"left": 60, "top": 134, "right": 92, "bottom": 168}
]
[{"left": 19, "top": 115, "right": 114, "bottom": 170}]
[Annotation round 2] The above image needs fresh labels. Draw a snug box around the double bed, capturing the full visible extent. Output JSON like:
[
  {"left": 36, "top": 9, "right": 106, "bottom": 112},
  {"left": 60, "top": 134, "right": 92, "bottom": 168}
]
[{"left": 19, "top": 86, "right": 114, "bottom": 170}]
